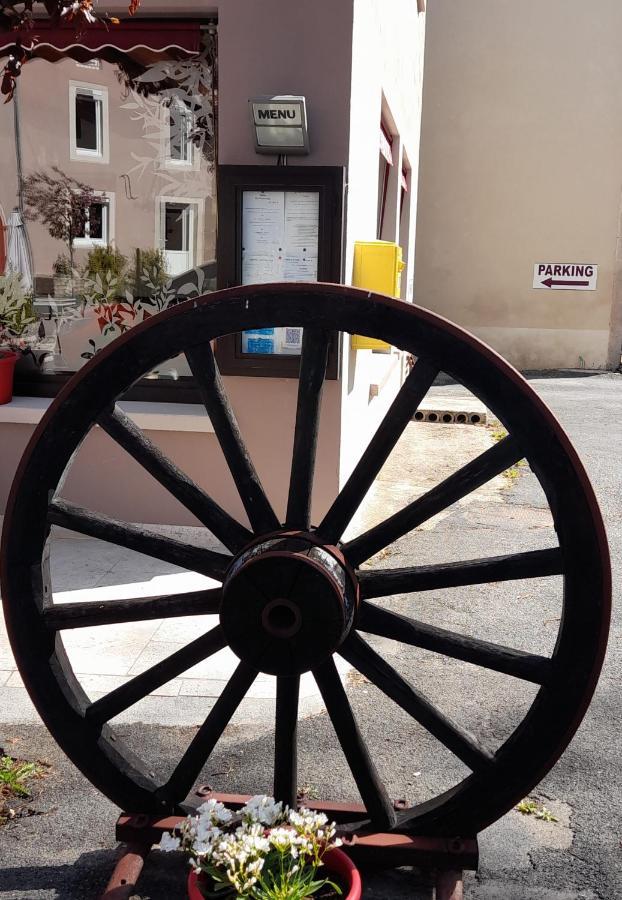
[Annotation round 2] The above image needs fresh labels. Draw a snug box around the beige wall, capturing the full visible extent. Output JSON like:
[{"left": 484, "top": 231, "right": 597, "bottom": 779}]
[{"left": 415, "top": 0, "right": 622, "bottom": 370}]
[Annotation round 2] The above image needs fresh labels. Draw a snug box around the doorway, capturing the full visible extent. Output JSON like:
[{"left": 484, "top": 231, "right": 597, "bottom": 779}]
[{"left": 160, "top": 200, "right": 198, "bottom": 276}]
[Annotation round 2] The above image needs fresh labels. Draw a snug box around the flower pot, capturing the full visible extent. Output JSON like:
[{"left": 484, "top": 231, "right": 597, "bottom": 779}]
[
  {"left": 322, "top": 848, "right": 362, "bottom": 899},
  {"left": 53, "top": 273, "right": 72, "bottom": 298},
  {"left": 53, "top": 273, "right": 84, "bottom": 299},
  {"left": 0, "top": 350, "right": 18, "bottom": 404},
  {"left": 186, "top": 847, "right": 361, "bottom": 900}
]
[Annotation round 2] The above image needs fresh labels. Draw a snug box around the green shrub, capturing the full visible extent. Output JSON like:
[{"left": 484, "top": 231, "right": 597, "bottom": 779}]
[
  {"left": 83, "top": 245, "right": 127, "bottom": 286},
  {"left": 127, "top": 248, "right": 170, "bottom": 297}
]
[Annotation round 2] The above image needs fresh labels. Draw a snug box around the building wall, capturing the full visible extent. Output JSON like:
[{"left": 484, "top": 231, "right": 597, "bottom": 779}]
[
  {"left": 0, "top": 377, "right": 342, "bottom": 529},
  {"left": 0, "top": 1, "right": 427, "bottom": 527},
  {"left": 217, "top": 0, "right": 354, "bottom": 168},
  {"left": 339, "top": 0, "right": 426, "bottom": 485},
  {"left": 219, "top": 0, "right": 427, "bottom": 494},
  {"left": 415, "top": 0, "right": 622, "bottom": 370},
  {"left": 215, "top": 0, "right": 357, "bottom": 514}
]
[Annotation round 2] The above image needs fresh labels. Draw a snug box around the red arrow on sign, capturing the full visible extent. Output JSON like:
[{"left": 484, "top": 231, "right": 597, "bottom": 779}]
[{"left": 541, "top": 277, "right": 589, "bottom": 288}]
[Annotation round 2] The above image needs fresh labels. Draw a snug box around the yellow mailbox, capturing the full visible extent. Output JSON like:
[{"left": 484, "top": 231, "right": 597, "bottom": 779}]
[{"left": 351, "top": 240, "right": 405, "bottom": 350}]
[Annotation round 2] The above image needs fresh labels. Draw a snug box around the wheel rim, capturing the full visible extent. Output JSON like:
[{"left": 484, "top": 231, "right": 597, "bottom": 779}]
[{"left": 0, "top": 283, "right": 610, "bottom": 836}]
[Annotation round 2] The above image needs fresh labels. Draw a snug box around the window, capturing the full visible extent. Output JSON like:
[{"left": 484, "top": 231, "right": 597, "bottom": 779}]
[
  {"left": 69, "top": 82, "right": 109, "bottom": 163},
  {"left": 76, "top": 59, "right": 101, "bottom": 70},
  {"left": 400, "top": 166, "right": 409, "bottom": 215},
  {"left": 377, "top": 124, "right": 393, "bottom": 238},
  {"left": 14, "top": 52, "right": 217, "bottom": 403},
  {"left": 158, "top": 198, "right": 202, "bottom": 276},
  {"left": 76, "top": 92, "right": 100, "bottom": 151},
  {"left": 168, "top": 99, "right": 194, "bottom": 165},
  {"left": 74, "top": 195, "right": 113, "bottom": 246}
]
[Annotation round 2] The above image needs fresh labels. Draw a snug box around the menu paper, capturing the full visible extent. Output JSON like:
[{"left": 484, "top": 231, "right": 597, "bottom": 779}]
[{"left": 241, "top": 190, "right": 319, "bottom": 355}]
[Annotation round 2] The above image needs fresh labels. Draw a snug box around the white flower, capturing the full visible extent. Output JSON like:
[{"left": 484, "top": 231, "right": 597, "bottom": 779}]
[
  {"left": 159, "top": 832, "right": 181, "bottom": 852},
  {"left": 268, "top": 826, "right": 294, "bottom": 851},
  {"left": 242, "top": 794, "right": 284, "bottom": 826},
  {"left": 197, "top": 798, "right": 233, "bottom": 824},
  {"left": 163, "top": 794, "right": 340, "bottom": 889}
]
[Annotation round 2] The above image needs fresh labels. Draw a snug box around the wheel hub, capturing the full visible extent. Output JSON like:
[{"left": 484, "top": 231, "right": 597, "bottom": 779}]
[{"left": 220, "top": 533, "right": 358, "bottom": 676}]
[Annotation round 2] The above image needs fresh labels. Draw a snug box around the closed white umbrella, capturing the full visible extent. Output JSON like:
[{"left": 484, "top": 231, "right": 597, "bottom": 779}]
[{"left": 6, "top": 207, "right": 33, "bottom": 295}]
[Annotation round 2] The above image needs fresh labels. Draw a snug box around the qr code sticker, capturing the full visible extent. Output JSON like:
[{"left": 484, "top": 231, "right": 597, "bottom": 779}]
[{"left": 285, "top": 328, "right": 302, "bottom": 346}]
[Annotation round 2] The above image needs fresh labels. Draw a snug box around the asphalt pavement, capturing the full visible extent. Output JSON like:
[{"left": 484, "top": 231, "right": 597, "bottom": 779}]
[{"left": 0, "top": 371, "right": 620, "bottom": 900}]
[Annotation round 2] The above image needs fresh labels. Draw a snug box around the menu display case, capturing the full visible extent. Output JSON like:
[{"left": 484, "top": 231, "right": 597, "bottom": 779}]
[{"left": 215, "top": 166, "right": 344, "bottom": 378}]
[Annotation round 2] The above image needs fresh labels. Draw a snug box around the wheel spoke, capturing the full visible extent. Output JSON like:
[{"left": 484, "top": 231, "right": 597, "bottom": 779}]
[
  {"left": 319, "top": 361, "right": 438, "bottom": 543},
  {"left": 286, "top": 328, "right": 330, "bottom": 529},
  {"left": 44, "top": 588, "right": 222, "bottom": 630},
  {"left": 99, "top": 406, "right": 252, "bottom": 553},
  {"left": 358, "top": 601, "right": 552, "bottom": 684},
  {"left": 312, "top": 657, "right": 396, "bottom": 829},
  {"left": 358, "top": 547, "right": 564, "bottom": 598},
  {"left": 344, "top": 435, "right": 522, "bottom": 567},
  {"left": 48, "top": 499, "right": 230, "bottom": 580},
  {"left": 186, "top": 343, "right": 280, "bottom": 533},
  {"left": 159, "top": 661, "right": 257, "bottom": 805},
  {"left": 85, "top": 625, "right": 227, "bottom": 725},
  {"left": 340, "top": 633, "right": 495, "bottom": 772},
  {"left": 274, "top": 675, "right": 300, "bottom": 807}
]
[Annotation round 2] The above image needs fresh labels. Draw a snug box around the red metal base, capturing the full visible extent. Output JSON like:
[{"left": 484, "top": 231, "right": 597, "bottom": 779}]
[
  {"left": 101, "top": 841, "right": 151, "bottom": 900},
  {"left": 100, "top": 795, "right": 478, "bottom": 899}
]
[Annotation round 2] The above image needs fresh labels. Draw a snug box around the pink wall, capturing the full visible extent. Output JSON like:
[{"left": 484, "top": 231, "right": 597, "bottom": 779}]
[
  {"left": 217, "top": 0, "right": 354, "bottom": 166},
  {"left": 0, "top": 376, "right": 342, "bottom": 528}
]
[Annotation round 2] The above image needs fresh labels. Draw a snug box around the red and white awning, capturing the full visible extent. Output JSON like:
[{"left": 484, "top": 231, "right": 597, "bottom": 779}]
[{"left": 0, "top": 19, "right": 201, "bottom": 66}]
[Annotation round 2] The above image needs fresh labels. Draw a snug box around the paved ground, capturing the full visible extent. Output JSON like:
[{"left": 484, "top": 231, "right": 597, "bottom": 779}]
[
  {"left": 0, "top": 547, "right": 349, "bottom": 726},
  {"left": 0, "top": 371, "right": 620, "bottom": 899}
]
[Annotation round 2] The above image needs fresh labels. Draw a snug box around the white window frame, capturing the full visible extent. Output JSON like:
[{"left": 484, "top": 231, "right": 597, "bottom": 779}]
[
  {"left": 69, "top": 81, "right": 109, "bottom": 164},
  {"left": 156, "top": 196, "right": 204, "bottom": 272},
  {"left": 76, "top": 59, "right": 101, "bottom": 70},
  {"left": 164, "top": 98, "right": 199, "bottom": 170},
  {"left": 73, "top": 191, "right": 115, "bottom": 248}
]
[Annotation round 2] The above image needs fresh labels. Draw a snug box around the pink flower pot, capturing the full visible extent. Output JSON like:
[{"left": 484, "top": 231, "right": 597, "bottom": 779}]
[
  {"left": 0, "top": 350, "right": 18, "bottom": 404},
  {"left": 187, "top": 847, "right": 362, "bottom": 899}
]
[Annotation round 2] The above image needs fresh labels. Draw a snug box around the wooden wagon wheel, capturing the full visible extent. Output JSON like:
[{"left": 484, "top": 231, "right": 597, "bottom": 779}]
[{"left": 0, "top": 284, "right": 610, "bottom": 838}]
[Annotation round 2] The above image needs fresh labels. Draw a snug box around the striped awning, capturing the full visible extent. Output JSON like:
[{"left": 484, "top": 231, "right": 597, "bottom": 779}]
[{"left": 0, "top": 19, "right": 201, "bottom": 66}]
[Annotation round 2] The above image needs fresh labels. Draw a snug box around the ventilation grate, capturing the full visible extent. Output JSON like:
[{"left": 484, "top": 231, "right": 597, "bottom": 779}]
[{"left": 413, "top": 408, "right": 486, "bottom": 425}]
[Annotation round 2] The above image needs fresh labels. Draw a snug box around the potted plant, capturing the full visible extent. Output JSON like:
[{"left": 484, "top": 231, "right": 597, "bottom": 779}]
[
  {"left": 0, "top": 272, "right": 38, "bottom": 403},
  {"left": 82, "top": 244, "right": 128, "bottom": 300},
  {"left": 52, "top": 253, "right": 73, "bottom": 299},
  {"left": 127, "top": 247, "right": 170, "bottom": 302},
  {"left": 159, "top": 795, "right": 362, "bottom": 900}
]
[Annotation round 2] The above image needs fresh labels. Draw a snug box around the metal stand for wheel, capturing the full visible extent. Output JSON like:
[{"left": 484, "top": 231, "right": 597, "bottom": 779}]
[{"left": 102, "top": 797, "right": 478, "bottom": 900}]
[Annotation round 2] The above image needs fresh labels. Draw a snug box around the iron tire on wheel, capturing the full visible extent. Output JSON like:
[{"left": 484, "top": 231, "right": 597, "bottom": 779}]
[{"left": 0, "top": 283, "right": 610, "bottom": 837}]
